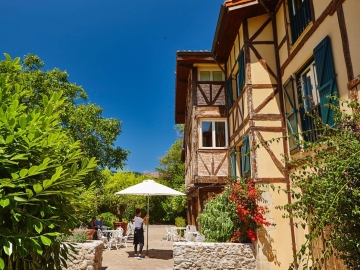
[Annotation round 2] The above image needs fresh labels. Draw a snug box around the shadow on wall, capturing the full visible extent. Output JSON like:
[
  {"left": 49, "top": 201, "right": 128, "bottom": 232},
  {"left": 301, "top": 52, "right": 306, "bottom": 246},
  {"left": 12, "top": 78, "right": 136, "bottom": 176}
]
[{"left": 257, "top": 227, "right": 281, "bottom": 267}]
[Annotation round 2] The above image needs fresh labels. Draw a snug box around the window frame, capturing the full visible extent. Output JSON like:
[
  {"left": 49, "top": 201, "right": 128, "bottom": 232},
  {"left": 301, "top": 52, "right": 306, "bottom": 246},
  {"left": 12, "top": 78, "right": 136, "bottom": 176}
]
[
  {"left": 198, "top": 68, "right": 224, "bottom": 82},
  {"left": 199, "top": 119, "right": 228, "bottom": 149}
]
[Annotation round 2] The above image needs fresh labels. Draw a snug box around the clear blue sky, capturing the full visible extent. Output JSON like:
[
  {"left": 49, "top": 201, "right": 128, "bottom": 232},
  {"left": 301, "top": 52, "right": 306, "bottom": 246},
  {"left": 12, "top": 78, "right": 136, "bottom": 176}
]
[{"left": 2, "top": 0, "right": 222, "bottom": 173}]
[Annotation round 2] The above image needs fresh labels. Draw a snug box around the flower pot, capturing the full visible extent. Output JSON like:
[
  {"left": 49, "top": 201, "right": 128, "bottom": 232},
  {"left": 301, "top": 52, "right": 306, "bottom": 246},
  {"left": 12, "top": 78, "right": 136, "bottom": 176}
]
[
  {"left": 113, "top": 221, "right": 128, "bottom": 235},
  {"left": 85, "top": 229, "right": 95, "bottom": 240}
]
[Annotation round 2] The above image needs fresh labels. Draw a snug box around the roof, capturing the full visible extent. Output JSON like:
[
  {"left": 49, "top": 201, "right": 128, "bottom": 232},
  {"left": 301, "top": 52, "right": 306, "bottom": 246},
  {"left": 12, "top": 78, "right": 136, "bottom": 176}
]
[
  {"left": 175, "top": 51, "right": 216, "bottom": 124},
  {"left": 212, "top": 0, "right": 278, "bottom": 63}
]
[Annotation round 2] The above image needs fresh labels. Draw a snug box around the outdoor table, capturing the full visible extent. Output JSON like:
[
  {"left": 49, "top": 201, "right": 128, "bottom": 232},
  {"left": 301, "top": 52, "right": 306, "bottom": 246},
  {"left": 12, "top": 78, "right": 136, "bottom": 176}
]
[{"left": 102, "top": 229, "right": 118, "bottom": 238}]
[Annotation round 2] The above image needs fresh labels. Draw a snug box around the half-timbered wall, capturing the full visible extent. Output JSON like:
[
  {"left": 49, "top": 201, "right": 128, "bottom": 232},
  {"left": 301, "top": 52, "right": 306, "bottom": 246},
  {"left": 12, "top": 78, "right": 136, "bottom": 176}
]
[
  {"left": 225, "top": 12, "right": 296, "bottom": 270},
  {"left": 184, "top": 65, "right": 228, "bottom": 191}
]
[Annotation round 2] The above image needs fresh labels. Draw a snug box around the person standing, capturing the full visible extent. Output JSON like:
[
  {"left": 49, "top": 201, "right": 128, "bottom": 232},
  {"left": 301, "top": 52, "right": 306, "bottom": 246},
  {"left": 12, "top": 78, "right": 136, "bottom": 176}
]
[{"left": 133, "top": 209, "right": 148, "bottom": 259}]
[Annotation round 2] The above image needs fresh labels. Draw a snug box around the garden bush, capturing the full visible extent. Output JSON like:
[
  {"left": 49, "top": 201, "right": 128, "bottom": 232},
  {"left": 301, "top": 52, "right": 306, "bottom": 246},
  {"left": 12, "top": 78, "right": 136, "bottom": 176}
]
[{"left": 0, "top": 55, "right": 97, "bottom": 270}]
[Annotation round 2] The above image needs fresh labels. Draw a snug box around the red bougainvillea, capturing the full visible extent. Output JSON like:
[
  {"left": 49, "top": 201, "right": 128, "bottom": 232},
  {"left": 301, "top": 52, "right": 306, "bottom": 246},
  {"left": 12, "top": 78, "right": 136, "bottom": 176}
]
[{"left": 228, "top": 180, "right": 272, "bottom": 243}]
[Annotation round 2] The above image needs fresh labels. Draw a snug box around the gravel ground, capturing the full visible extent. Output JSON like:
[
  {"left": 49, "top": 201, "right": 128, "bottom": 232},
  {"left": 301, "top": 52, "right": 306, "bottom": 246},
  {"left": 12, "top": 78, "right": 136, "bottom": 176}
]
[{"left": 101, "top": 225, "right": 174, "bottom": 270}]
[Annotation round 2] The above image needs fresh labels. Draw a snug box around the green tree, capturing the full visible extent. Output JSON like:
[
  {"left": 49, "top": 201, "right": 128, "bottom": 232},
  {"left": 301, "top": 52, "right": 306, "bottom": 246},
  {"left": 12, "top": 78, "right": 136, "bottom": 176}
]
[
  {"left": 0, "top": 54, "right": 129, "bottom": 186},
  {"left": 156, "top": 125, "right": 184, "bottom": 188},
  {"left": 0, "top": 54, "right": 97, "bottom": 270},
  {"left": 98, "top": 170, "right": 147, "bottom": 221},
  {"left": 155, "top": 125, "right": 186, "bottom": 222},
  {"left": 277, "top": 99, "right": 360, "bottom": 269}
]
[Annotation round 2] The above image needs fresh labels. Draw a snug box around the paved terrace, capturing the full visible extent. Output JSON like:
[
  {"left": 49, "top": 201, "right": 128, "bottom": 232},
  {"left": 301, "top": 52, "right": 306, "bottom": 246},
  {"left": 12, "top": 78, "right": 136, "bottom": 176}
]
[{"left": 101, "top": 225, "right": 174, "bottom": 270}]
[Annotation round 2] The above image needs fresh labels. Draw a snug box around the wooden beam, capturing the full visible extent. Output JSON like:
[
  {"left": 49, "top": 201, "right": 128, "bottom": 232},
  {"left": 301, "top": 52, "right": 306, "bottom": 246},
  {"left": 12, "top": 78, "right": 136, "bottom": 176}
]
[
  {"left": 255, "top": 130, "right": 285, "bottom": 175},
  {"left": 249, "top": 17, "right": 272, "bottom": 42},
  {"left": 252, "top": 114, "right": 283, "bottom": 121},
  {"left": 249, "top": 44, "right": 278, "bottom": 80},
  {"left": 253, "top": 88, "right": 279, "bottom": 113}
]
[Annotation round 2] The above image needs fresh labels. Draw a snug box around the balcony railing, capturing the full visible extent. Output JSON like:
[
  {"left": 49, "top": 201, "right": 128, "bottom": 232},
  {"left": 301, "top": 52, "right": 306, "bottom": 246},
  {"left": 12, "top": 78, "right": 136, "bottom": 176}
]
[
  {"left": 290, "top": 0, "right": 312, "bottom": 43},
  {"left": 302, "top": 105, "right": 322, "bottom": 142}
]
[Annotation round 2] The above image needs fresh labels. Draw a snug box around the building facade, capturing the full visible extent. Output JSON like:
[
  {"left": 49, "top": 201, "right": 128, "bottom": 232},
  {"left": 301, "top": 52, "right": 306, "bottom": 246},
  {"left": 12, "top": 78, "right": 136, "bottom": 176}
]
[{"left": 175, "top": 0, "right": 359, "bottom": 268}]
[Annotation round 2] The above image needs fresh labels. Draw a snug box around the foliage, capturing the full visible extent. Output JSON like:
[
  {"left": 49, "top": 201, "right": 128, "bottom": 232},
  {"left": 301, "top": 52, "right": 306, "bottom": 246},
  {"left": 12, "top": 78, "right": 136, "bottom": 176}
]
[
  {"left": 57, "top": 230, "right": 88, "bottom": 243},
  {"left": 0, "top": 54, "right": 97, "bottom": 270},
  {"left": 99, "top": 212, "right": 118, "bottom": 229},
  {"left": 155, "top": 125, "right": 186, "bottom": 223},
  {"left": 197, "top": 188, "right": 235, "bottom": 242},
  {"left": 98, "top": 170, "right": 147, "bottom": 221},
  {"left": 277, "top": 99, "right": 360, "bottom": 269},
  {"left": 197, "top": 178, "right": 272, "bottom": 243},
  {"left": 77, "top": 181, "right": 100, "bottom": 225},
  {"left": 156, "top": 125, "right": 185, "bottom": 187},
  {"left": 0, "top": 54, "right": 129, "bottom": 187},
  {"left": 227, "top": 179, "right": 272, "bottom": 243},
  {"left": 175, "top": 216, "right": 186, "bottom": 236}
]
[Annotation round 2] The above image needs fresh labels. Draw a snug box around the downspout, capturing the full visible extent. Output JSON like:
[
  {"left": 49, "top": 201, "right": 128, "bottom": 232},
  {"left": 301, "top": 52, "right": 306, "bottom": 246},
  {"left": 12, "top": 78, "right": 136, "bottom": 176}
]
[{"left": 258, "top": 0, "right": 298, "bottom": 261}]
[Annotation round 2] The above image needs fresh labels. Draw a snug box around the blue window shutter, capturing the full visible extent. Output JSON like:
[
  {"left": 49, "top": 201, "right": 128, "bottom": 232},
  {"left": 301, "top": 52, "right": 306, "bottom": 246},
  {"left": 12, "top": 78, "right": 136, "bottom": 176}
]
[
  {"left": 313, "top": 35, "right": 338, "bottom": 126},
  {"left": 230, "top": 151, "right": 236, "bottom": 178},
  {"left": 241, "top": 135, "right": 251, "bottom": 176},
  {"left": 227, "top": 78, "right": 233, "bottom": 110},
  {"left": 236, "top": 50, "right": 245, "bottom": 97}
]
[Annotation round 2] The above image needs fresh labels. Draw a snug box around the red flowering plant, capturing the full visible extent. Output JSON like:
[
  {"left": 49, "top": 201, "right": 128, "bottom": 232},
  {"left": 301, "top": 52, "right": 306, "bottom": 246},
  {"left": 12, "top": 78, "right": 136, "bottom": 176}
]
[{"left": 228, "top": 179, "right": 273, "bottom": 243}]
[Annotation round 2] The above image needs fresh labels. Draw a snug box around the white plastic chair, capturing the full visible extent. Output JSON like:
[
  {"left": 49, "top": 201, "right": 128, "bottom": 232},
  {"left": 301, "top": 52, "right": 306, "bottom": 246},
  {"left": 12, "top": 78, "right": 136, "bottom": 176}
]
[
  {"left": 164, "top": 226, "right": 172, "bottom": 241},
  {"left": 170, "top": 226, "right": 180, "bottom": 242},
  {"left": 97, "top": 229, "right": 109, "bottom": 249},
  {"left": 120, "top": 226, "right": 132, "bottom": 248},
  {"left": 108, "top": 227, "right": 123, "bottom": 250},
  {"left": 195, "top": 233, "right": 205, "bottom": 242}
]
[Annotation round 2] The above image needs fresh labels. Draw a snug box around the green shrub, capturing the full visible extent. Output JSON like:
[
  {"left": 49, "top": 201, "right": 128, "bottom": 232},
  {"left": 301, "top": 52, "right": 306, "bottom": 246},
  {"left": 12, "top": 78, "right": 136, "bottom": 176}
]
[
  {"left": 100, "top": 212, "right": 118, "bottom": 229},
  {"left": 57, "top": 231, "right": 88, "bottom": 243},
  {"left": 0, "top": 55, "right": 97, "bottom": 270},
  {"left": 197, "top": 189, "right": 235, "bottom": 242},
  {"left": 175, "top": 216, "right": 186, "bottom": 236}
]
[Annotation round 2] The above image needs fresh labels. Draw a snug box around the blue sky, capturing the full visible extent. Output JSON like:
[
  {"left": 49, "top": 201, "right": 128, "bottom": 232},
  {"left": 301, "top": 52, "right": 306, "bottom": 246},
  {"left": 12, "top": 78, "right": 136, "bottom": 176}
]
[{"left": 2, "top": 0, "right": 222, "bottom": 173}]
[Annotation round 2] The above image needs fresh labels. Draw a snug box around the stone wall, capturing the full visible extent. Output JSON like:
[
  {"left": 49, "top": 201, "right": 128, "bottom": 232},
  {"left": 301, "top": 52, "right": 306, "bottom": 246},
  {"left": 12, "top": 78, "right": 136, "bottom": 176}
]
[
  {"left": 173, "top": 242, "right": 256, "bottom": 270},
  {"left": 62, "top": 240, "right": 104, "bottom": 270}
]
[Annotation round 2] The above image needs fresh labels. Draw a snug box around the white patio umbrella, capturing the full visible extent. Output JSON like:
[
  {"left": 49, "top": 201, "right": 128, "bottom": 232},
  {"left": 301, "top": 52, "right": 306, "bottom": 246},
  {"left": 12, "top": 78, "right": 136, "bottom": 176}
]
[{"left": 114, "top": 179, "right": 185, "bottom": 254}]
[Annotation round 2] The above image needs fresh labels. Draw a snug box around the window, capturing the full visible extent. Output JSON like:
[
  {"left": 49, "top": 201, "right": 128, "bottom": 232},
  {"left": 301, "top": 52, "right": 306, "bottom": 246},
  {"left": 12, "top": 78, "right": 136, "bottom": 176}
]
[
  {"left": 298, "top": 61, "right": 322, "bottom": 142},
  {"left": 288, "top": 36, "right": 338, "bottom": 143},
  {"left": 236, "top": 50, "right": 245, "bottom": 97},
  {"left": 288, "top": 0, "right": 312, "bottom": 43},
  {"left": 283, "top": 77, "right": 298, "bottom": 151},
  {"left": 240, "top": 135, "right": 251, "bottom": 177},
  {"left": 200, "top": 120, "right": 228, "bottom": 148},
  {"left": 199, "top": 70, "right": 224, "bottom": 81}
]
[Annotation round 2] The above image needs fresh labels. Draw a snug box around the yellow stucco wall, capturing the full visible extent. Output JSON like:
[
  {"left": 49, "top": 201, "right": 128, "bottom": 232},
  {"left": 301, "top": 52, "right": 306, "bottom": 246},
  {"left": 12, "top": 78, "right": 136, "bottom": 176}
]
[
  {"left": 256, "top": 131, "right": 284, "bottom": 178},
  {"left": 256, "top": 184, "right": 295, "bottom": 269},
  {"left": 312, "top": 0, "right": 332, "bottom": 21},
  {"left": 343, "top": 0, "right": 360, "bottom": 79}
]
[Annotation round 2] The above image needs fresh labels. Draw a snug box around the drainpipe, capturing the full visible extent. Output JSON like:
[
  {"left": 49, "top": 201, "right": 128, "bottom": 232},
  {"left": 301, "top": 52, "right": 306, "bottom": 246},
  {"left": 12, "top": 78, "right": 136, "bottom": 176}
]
[{"left": 258, "top": 0, "right": 298, "bottom": 261}]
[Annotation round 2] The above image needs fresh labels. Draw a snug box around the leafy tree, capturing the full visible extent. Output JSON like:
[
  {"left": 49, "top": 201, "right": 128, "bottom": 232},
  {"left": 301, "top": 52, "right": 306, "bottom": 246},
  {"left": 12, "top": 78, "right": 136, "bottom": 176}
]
[
  {"left": 276, "top": 99, "right": 360, "bottom": 269},
  {"left": 0, "top": 54, "right": 129, "bottom": 186},
  {"left": 0, "top": 54, "right": 97, "bottom": 270},
  {"left": 98, "top": 170, "right": 147, "bottom": 222},
  {"left": 155, "top": 125, "right": 186, "bottom": 222},
  {"left": 156, "top": 125, "right": 184, "bottom": 188}
]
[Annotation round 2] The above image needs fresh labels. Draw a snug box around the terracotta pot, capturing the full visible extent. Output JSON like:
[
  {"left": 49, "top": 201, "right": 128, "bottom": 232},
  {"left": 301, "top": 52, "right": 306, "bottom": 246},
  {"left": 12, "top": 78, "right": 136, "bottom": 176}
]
[
  {"left": 113, "top": 221, "right": 128, "bottom": 235},
  {"left": 86, "top": 229, "right": 95, "bottom": 240}
]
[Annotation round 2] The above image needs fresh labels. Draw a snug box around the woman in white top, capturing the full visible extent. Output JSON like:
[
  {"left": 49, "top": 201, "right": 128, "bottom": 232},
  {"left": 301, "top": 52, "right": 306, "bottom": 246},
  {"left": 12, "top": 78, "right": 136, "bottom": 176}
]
[{"left": 133, "top": 209, "right": 148, "bottom": 259}]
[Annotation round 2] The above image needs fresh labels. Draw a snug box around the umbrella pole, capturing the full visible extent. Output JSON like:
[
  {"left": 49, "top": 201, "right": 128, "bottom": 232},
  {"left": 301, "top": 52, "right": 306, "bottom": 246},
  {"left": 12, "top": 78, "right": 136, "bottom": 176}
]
[{"left": 146, "top": 195, "right": 149, "bottom": 256}]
